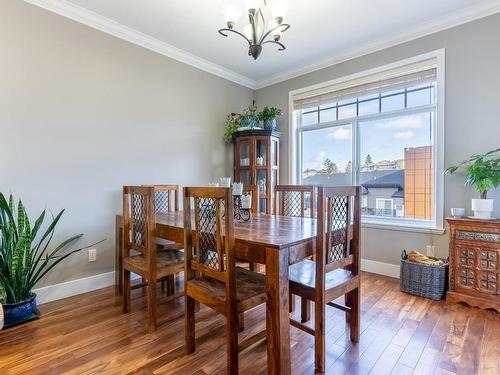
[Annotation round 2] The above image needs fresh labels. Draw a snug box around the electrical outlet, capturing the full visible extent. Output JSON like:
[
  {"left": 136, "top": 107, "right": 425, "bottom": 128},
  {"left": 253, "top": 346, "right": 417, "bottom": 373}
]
[
  {"left": 88, "top": 248, "right": 97, "bottom": 262},
  {"left": 426, "top": 245, "right": 435, "bottom": 257}
]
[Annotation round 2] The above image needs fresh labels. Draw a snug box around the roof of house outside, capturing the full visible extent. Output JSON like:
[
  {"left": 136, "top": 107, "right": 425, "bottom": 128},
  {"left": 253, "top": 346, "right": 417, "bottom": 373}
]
[{"left": 303, "top": 169, "right": 404, "bottom": 190}]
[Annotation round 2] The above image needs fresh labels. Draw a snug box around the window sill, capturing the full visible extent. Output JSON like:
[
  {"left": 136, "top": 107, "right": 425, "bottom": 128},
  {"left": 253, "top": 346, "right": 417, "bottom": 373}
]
[{"left": 361, "top": 220, "right": 445, "bottom": 234}]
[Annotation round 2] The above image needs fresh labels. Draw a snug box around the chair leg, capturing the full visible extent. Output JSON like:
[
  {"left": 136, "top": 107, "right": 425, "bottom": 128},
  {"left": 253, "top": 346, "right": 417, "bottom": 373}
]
[
  {"left": 289, "top": 293, "right": 295, "bottom": 313},
  {"left": 141, "top": 277, "right": 147, "bottom": 296},
  {"left": 147, "top": 277, "right": 157, "bottom": 333},
  {"left": 314, "top": 299, "right": 326, "bottom": 373},
  {"left": 227, "top": 309, "right": 239, "bottom": 375},
  {"left": 346, "top": 288, "right": 360, "bottom": 343},
  {"left": 238, "top": 313, "right": 245, "bottom": 332},
  {"left": 185, "top": 296, "right": 196, "bottom": 354},
  {"left": 301, "top": 297, "right": 310, "bottom": 323},
  {"left": 249, "top": 262, "right": 256, "bottom": 271},
  {"left": 123, "top": 269, "right": 131, "bottom": 314}
]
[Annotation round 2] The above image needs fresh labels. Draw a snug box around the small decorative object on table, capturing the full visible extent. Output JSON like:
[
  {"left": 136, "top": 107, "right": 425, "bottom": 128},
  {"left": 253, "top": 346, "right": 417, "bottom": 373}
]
[
  {"left": 219, "top": 177, "right": 231, "bottom": 187},
  {"left": 445, "top": 148, "right": 500, "bottom": 219},
  {"left": 232, "top": 183, "right": 251, "bottom": 222},
  {"left": 257, "top": 106, "right": 282, "bottom": 131},
  {"left": 400, "top": 250, "right": 448, "bottom": 300},
  {"left": 451, "top": 207, "right": 465, "bottom": 218}
]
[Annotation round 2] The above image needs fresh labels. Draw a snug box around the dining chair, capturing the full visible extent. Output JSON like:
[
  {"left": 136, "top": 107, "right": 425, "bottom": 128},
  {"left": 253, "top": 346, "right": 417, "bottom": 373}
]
[
  {"left": 122, "top": 186, "right": 184, "bottom": 333},
  {"left": 274, "top": 184, "right": 316, "bottom": 218},
  {"left": 183, "top": 187, "right": 267, "bottom": 375},
  {"left": 289, "top": 186, "right": 361, "bottom": 372},
  {"left": 150, "top": 184, "right": 183, "bottom": 294},
  {"left": 274, "top": 184, "right": 316, "bottom": 313}
]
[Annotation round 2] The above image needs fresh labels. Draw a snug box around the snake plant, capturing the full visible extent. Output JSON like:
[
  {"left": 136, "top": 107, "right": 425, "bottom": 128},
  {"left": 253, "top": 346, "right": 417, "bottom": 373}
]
[{"left": 0, "top": 193, "right": 101, "bottom": 304}]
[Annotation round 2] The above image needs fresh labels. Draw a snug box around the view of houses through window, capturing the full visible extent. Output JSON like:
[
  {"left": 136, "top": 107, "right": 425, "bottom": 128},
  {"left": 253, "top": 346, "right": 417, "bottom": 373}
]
[{"left": 297, "top": 75, "right": 436, "bottom": 225}]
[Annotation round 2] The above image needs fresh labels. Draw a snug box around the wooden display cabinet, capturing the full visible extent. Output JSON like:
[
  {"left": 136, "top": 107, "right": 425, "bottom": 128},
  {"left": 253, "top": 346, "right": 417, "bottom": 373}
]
[
  {"left": 447, "top": 217, "right": 500, "bottom": 312},
  {"left": 233, "top": 129, "right": 280, "bottom": 214}
]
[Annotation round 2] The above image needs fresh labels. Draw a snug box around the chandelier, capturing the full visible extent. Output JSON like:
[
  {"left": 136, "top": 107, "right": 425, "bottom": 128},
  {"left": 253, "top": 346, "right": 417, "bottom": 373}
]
[{"left": 218, "top": 0, "right": 290, "bottom": 60}]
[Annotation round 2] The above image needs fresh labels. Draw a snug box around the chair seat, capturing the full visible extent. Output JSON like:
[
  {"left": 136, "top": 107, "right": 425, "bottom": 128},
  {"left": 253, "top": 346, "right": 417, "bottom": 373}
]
[
  {"left": 123, "top": 250, "right": 184, "bottom": 279},
  {"left": 186, "top": 267, "right": 266, "bottom": 313},
  {"left": 156, "top": 238, "right": 183, "bottom": 252},
  {"left": 289, "top": 259, "right": 355, "bottom": 295}
]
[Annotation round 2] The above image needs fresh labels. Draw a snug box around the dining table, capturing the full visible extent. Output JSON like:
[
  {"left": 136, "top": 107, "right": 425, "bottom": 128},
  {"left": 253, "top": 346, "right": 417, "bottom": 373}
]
[{"left": 115, "top": 211, "right": 318, "bottom": 375}]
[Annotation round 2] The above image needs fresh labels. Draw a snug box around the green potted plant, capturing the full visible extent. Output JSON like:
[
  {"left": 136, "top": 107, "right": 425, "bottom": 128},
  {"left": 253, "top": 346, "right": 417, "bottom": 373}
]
[
  {"left": 0, "top": 193, "right": 102, "bottom": 327},
  {"left": 239, "top": 101, "right": 259, "bottom": 129},
  {"left": 257, "top": 106, "right": 282, "bottom": 130},
  {"left": 223, "top": 113, "right": 240, "bottom": 143},
  {"left": 445, "top": 148, "right": 500, "bottom": 219}
]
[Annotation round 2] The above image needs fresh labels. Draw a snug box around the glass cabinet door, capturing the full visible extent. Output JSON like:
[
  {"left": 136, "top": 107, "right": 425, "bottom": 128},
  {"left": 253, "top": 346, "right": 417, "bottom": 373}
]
[
  {"left": 238, "top": 139, "right": 251, "bottom": 168},
  {"left": 271, "top": 139, "right": 278, "bottom": 167},
  {"left": 239, "top": 170, "right": 251, "bottom": 185},
  {"left": 255, "top": 138, "right": 268, "bottom": 167}
]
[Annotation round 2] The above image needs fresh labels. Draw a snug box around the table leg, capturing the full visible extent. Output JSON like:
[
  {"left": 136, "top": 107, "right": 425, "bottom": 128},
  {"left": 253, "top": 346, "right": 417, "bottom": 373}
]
[
  {"left": 265, "top": 247, "right": 291, "bottom": 375},
  {"left": 115, "top": 215, "right": 123, "bottom": 296}
]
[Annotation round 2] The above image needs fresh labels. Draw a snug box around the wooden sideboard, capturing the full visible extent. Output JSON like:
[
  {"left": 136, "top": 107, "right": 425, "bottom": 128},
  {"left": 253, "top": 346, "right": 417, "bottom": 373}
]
[{"left": 447, "top": 217, "right": 500, "bottom": 312}]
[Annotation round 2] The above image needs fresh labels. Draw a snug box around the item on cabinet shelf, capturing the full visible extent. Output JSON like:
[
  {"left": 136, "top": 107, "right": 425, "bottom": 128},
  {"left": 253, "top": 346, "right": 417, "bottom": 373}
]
[
  {"left": 446, "top": 217, "right": 500, "bottom": 312},
  {"left": 256, "top": 156, "right": 264, "bottom": 166},
  {"left": 208, "top": 182, "right": 219, "bottom": 187},
  {"left": 400, "top": 250, "right": 448, "bottom": 300},
  {"left": 451, "top": 207, "right": 465, "bottom": 218},
  {"left": 258, "top": 179, "right": 266, "bottom": 194},
  {"left": 240, "top": 158, "right": 250, "bottom": 166},
  {"left": 219, "top": 177, "right": 231, "bottom": 187},
  {"left": 232, "top": 183, "right": 243, "bottom": 196},
  {"left": 445, "top": 148, "right": 500, "bottom": 220}
]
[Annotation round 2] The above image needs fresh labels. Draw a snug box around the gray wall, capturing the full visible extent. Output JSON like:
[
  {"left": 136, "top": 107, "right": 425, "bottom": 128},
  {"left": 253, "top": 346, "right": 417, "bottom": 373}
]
[
  {"left": 255, "top": 13, "right": 500, "bottom": 264},
  {"left": 0, "top": 0, "right": 252, "bottom": 287}
]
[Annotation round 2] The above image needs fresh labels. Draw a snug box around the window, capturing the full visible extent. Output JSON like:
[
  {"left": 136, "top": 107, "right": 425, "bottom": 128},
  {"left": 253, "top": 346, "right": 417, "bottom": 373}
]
[{"left": 291, "top": 52, "right": 444, "bottom": 231}]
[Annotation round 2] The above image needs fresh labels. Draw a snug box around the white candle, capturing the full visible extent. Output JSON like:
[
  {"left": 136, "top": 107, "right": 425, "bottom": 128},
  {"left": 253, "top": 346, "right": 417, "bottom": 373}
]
[{"left": 241, "top": 194, "right": 252, "bottom": 209}]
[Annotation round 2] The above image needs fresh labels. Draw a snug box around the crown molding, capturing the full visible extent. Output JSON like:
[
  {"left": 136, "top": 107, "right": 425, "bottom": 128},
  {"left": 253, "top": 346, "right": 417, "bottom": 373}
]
[
  {"left": 253, "top": 0, "right": 500, "bottom": 89},
  {"left": 24, "top": 0, "right": 500, "bottom": 91},
  {"left": 23, "top": 0, "right": 257, "bottom": 89}
]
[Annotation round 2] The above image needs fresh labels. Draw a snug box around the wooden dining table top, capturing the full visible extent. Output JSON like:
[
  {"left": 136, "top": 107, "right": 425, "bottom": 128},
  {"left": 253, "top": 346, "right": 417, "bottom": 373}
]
[{"left": 155, "top": 211, "right": 317, "bottom": 249}]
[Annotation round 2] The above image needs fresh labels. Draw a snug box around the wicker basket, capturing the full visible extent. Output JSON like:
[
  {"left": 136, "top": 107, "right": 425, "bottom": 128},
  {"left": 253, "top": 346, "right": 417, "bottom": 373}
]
[{"left": 400, "top": 250, "right": 448, "bottom": 300}]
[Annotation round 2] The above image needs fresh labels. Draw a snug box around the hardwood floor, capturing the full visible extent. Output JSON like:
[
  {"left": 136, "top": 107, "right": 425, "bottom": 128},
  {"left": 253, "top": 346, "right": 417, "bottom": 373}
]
[{"left": 1, "top": 272, "right": 499, "bottom": 374}]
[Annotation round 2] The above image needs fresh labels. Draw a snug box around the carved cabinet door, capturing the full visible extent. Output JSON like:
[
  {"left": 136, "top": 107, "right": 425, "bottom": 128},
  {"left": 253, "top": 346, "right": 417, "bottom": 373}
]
[
  {"left": 455, "top": 245, "right": 477, "bottom": 290},
  {"left": 478, "top": 247, "right": 499, "bottom": 295}
]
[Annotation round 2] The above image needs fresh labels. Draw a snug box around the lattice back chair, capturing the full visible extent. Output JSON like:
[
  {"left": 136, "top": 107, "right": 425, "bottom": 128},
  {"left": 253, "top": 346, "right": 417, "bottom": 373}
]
[
  {"left": 183, "top": 187, "right": 267, "bottom": 375},
  {"left": 275, "top": 185, "right": 315, "bottom": 218},
  {"left": 122, "top": 186, "right": 184, "bottom": 333},
  {"left": 288, "top": 186, "right": 361, "bottom": 372},
  {"left": 152, "top": 184, "right": 179, "bottom": 213}
]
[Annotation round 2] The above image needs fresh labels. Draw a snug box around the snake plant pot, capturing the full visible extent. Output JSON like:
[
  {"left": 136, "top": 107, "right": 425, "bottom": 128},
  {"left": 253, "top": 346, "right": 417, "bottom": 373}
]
[
  {"left": 471, "top": 198, "right": 494, "bottom": 219},
  {"left": 3, "top": 293, "right": 39, "bottom": 328},
  {"left": 263, "top": 118, "right": 277, "bottom": 130}
]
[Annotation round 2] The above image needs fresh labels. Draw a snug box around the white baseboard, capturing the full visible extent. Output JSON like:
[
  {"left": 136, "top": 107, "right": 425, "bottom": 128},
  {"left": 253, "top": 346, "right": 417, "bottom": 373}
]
[
  {"left": 361, "top": 259, "right": 400, "bottom": 279},
  {"left": 33, "top": 260, "right": 399, "bottom": 305},
  {"left": 34, "top": 271, "right": 116, "bottom": 305}
]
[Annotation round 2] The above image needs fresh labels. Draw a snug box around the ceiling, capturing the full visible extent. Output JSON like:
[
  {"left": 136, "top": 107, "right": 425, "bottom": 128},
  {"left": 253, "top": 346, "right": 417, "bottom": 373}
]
[{"left": 27, "top": 0, "right": 500, "bottom": 88}]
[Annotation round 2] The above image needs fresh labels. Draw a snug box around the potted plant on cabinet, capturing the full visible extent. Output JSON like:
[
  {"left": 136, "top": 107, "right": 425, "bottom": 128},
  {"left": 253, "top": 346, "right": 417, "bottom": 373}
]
[
  {"left": 445, "top": 148, "right": 500, "bottom": 219},
  {"left": 239, "top": 102, "right": 259, "bottom": 129},
  {"left": 0, "top": 193, "right": 102, "bottom": 328},
  {"left": 258, "top": 106, "right": 282, "bottom": 130}
]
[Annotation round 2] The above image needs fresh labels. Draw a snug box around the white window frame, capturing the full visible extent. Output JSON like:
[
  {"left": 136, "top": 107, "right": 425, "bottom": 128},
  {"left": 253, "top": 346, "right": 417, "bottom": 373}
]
[{"left": 288, "top": 50, "right": 445, "bottom": 234}]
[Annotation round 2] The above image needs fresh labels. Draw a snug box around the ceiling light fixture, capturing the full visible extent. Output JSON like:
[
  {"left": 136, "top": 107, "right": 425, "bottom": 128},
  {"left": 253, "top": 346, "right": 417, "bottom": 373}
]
[{"left": 219, "top": 0, "right": 290, "bottom": 60}]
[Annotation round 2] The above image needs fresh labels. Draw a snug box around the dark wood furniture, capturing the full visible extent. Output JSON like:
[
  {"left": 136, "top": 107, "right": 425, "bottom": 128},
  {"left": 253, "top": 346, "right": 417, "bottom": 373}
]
[
  {"left": 289, "top": 186, "right": 361, "bottom": 372},
  {"left": 275, "top": 184, "right": 316, "bottom": 218},
  {"left": 233, "top": 129, "right": 280, "bottom": 214},
  {"left": 115, "top": 211, "right": 318, "bottom": 374},
  {"left": 183, "top": 187, "right": 267, "bottom": 375},
  {"left": 121, "top": 186, "right": 184, "bottom": 332},
  {"left": 151, "top": 185, "right": 183, "bottom": 294},
  {"left": 447, "top": 217, "right": 500, "bottom": 313}
]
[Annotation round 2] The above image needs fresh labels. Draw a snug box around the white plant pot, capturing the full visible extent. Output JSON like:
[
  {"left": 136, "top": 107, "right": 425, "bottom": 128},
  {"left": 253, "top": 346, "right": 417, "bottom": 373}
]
[{"left": 471, "top": 198, "right": 494, "bottom": 219}]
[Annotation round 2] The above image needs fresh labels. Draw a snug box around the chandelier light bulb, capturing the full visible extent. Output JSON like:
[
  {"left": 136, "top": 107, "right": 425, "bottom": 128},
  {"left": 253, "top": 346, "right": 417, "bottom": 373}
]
[
  {"left": 223, "top": 4, "right": 241, "bottom": 28},
  {"left": 243, "top": 24, "right": 254, "bottom": 42},
  {"left": 270, "top": 0, "right": 288, "bottom": 22}
]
